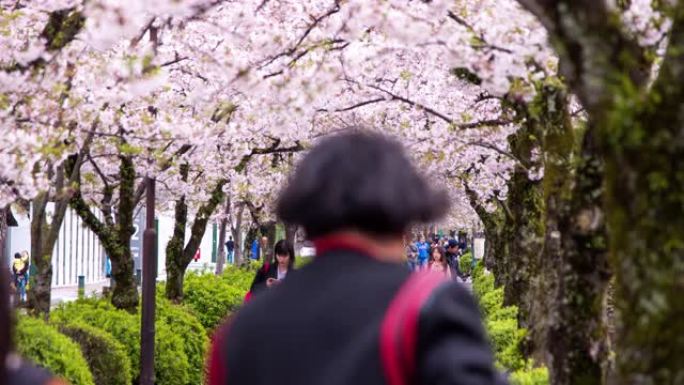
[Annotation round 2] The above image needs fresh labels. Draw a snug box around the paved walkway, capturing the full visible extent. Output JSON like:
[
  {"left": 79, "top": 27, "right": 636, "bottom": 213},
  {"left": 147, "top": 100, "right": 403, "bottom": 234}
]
[{"left": 50, "top": 279, "right": 110, "bottom": 307}]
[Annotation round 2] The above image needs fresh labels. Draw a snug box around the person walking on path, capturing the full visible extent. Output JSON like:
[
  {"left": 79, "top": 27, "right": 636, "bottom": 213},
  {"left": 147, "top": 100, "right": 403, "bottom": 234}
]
[
  {"left": 405, "top": 236, "right": 418, "bottom": 271},
  {"left": 11, "top": 253, "right": 27, "bottom": 304},
  {"left": 247, "top": 239, "right": 295, "bottom": 297},
  {"left": 250, "top": 238, "right": 260, "bottom": 260},
  {"left": 225, "top": 236, "right": 235, "bottom": 264},
  {"left": 207, "top": 130, "right": 505, "bottom": 385},
  {"left": 428, "top": 245, "right": 452, "bottom": 279},
  {"left": 446, "top": 239, "right": 466, "bottom": 281},
  {"left": 415, "top": 235, "right": 430, "bottom": 270}
]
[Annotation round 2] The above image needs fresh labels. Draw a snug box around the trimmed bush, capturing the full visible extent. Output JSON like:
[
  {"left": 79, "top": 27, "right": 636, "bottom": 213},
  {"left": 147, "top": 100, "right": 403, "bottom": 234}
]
[
  {"left": 185, "top": 271, "right": 245, "bottom": 330},
  {"left": 472, "top": 259, "right": 485, "bottom": 279},
  {"left": 157, "top": 294, "right": 209, "bottom": 385},
  {"left": 56, "top": 321, "right": 132, "bottom": 385},
  {"left": 155, "top": 321, "right": 190, "bottom": 385},
  {"left": 473, "top": 271, "right": 495, "bottom": 300},
  {"left": 15, "top": 316, "right": 94, "bottom": 385},
  {"left": 510, "top": 362, "right": 549, "bottom": 385},
  {"left": 52, "top": 302, "right": 140, "bottom": 381},
  {"left": 52, "top": 299, "right": 190, "bottom": 385},
  {"left": 479, "top": 287, "right": 505, "bottom": 318},
  {"left": 220, "top": 265, "right": 255, "bottom": 293},
  {"left": 459, "top": 252, "right": 473, "bottom": 276},
  {"left": 489, "top": 305, "right": 519, "bottom": 321}
]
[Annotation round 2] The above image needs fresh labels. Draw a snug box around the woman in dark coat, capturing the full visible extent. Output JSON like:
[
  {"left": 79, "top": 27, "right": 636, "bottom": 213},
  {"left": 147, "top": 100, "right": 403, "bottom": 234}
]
[
  {"left": 208, "top": 130, "right": 505, "bottom": 385},
  {"left": 248, "top": 239, "right": 295, "bottom": 295}
]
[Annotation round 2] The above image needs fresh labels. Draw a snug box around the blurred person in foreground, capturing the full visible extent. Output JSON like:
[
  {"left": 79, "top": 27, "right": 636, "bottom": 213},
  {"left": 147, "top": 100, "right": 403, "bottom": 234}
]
[
  {"left": 1, "top": 264, "right": 67, "bottom": 385},
  {"left": 207, "top": 130, "right": 505, "bottom": 385}
]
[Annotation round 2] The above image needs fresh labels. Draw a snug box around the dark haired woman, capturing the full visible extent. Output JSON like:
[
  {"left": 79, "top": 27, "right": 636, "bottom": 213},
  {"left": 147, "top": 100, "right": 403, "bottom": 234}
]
[
  {"left": 428, "top": 245, "right": 452, "bottom": 278},
  {"left": 208, "top": 130, "right": 505, "bottom": 385},
  {"left": 1, "top": 264, "right": 66, "bottom": 385},
  {"left": 248, "top": 239, "right": 295, "bottom": 295}
]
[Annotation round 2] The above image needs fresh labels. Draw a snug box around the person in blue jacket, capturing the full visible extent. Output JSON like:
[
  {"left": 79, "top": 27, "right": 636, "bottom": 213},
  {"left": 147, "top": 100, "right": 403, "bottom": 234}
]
[
  {"left": 250, "top": 238, "right": 260, "bottom": 260},
  {"left": 415, "top": 235, "right": 431, "bottom": 270}
]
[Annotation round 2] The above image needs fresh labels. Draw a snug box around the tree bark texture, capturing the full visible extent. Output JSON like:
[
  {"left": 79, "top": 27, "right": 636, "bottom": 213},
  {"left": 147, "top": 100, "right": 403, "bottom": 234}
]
[
  {"left": 70, "top": 155, "right": 138, "bottom": 311},
  {"left": 515, "top": 1, "right": 681, "bottom": 383},
  {"left": 215, "top": 202, "right": 230, "bottom": 275},
  {"left": 165, "top": 165, "right": 226, "bottom": 302}
]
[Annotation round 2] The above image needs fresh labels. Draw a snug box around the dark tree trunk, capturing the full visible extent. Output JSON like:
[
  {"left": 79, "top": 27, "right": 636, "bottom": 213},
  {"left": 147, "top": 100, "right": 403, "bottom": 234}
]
[
  {"left": 27, "top": 141, "right": 91, "bottom": 317},
  {"left": 70, "top": 155, "right": 139, "bottom": 312},
  {"left": 164, "top": 182, "right": 187, "bottom": 303},
  {"left": 601, "top": 25, "right": 684, "bottom": 381},
  {"left": 215, "top": 202, "right": 230, "bottom": 275},
  {"left": 261, "top": 220, "right": 277, "bottom": 264},
  {"left": 231, "top": 203, "right": 245, "bottom": 266},
  {"left": 533, "top": 84, "right": 610, "bottom": 385},
  {"left": 284, "top": 223, "right": 297, "bottom": 251},
  {"left": 547, "top": 129, "right": 609, "bottom": 385},
  {"left": 165, "top": 168, "right": 226, "bottom": 302}
]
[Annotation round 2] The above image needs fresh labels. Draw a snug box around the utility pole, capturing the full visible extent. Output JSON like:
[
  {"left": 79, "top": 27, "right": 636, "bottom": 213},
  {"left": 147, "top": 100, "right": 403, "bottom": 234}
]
[{"left": 140, "top": 177, "right": 157, "bottom": 385}]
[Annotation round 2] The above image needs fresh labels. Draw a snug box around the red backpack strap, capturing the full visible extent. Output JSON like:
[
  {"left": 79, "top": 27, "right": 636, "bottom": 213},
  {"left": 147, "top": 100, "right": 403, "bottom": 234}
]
[{"left": 380, "top": 271, "right": 448, "bottom": 385}]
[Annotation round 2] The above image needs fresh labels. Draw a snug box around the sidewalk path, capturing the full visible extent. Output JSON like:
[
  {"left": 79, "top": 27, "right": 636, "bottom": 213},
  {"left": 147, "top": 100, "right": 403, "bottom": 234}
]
[{"left": 50, "top": 279, "right": 110, "bottom": 307}]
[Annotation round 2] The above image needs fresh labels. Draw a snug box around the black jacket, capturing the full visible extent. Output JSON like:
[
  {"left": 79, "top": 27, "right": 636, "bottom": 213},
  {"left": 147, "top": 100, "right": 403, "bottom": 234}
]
[
  {"left": 446, "top": 251, "right": 465, "bottom": 279},
  {"left": 209, "top": 249, "right": 505, "bottom": 385},
  {"left": 249, "top": 262, "right": 292, "bottom": 295}
]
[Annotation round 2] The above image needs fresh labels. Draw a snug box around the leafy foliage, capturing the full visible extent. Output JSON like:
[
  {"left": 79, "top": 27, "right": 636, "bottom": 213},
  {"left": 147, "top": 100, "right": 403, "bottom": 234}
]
[
  {"left": 459, "top": 251, "right": 473, "bottom": 276},
  {"left": 184, "top": 270, "right": 247, "bottom": 330},
  {"left": 156, "top": 294, "right": 209, "bottom": 385},
  {"left": 52, "top": 299, "right": 190, "bottom": 385},
  {"left": 56, "top": 321, "right": 132, "bottom": 385},
  {"left": 15, "top": 315, "right": 95, "bottom": 385},
  {"left": 471, "top": 261, "right": 548, "bottom": 384}
]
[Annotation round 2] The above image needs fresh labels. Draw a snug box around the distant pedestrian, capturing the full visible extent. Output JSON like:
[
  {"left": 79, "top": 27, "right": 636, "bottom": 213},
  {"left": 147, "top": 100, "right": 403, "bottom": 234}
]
[
  {"left": 11, "top": 253, "right": 27, "bottom": 303},
  {"left": 415, "top": 235, "right": 430, "bottom": 270},
  {"left": 405, "top": 236, "right": 418, "bottom": 271},
  {"left": 446, "top": 239, "right": 466, "bottom": 280},
  {"left": 250, "top": 239, "right": 260, "bottom": 260},
  {"left": 429, "top": 245, "right": 452, "bottom": 278},
  {"left": 246, "top": 239, "right": 295, "bottom": 298},
  {"left": 225, "top": 236, "right": 235, "bottom": 264}
]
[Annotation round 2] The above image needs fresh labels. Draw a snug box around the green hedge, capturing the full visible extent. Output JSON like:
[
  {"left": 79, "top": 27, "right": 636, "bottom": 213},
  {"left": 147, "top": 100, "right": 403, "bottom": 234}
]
[
  {"left": 15, "top": 316, "right": 95, "bottom": 385},
  {"left": 184, "top": 271, "right": 246, "bottom": 330},
  {"left": 52, "top": 299, "right": 190, "bottom": 385},
  {"left": 56, "top": 321, "right": 132, "bottom": 385},
  {"left": 511, "top": 362, "right": 549, "bottom": 385},
  {"left": 459, "top": 252, "right": 473, "bottom": 276},
  {"left": 157, "top": 294, "right": 209, "bottom": 385},
  {"left": 471, "top": 261, "right": 548, "bottom": 384}
]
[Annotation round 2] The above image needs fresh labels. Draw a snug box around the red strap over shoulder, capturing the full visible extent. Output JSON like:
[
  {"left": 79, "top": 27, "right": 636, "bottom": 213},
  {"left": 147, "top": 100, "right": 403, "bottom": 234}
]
[{"left": 380, "top": 271, "right": 448, "bottom": 385}]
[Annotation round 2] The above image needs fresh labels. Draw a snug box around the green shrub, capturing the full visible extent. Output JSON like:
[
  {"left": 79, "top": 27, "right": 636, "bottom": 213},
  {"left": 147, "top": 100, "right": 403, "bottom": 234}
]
[
  {"left": 459, "top": 252, "right": 473, "bottom": 276},
  {"left": 479, "top": 287, "right": 505, "bottom": 318},
  {"left": 472, "top": 271, "right": 495, "bottom": 300},
  {"left": 220, "top": 265, "right": 255, "bottom": 293},
  {"left": 52, "top": 302, "right": 140, "bottom": 381},
  {"left": 472, "top": 259, "right": 485, "bottom": 280},
  {"left": 294, "top": 256, "right": 313, "bottom": 268},
  {"left": 155, "top": 321, "right": 190, "bottom": 385},
  {"left": 486, "top": 318, "right": 526, "bottom": 370},
  {"left": 56, "top": 321, "right": 132, "bottom": 385},
  {"left": 490, "top": 305, "right": 519, "bottom": 322},
  {"left": 185, "top": 271, "right": 245, "bottom": 330},
  {"left": 52, "top": 299, "right": 191, "bottom": 385},
  {"left": 510, "top": 362, "right": 549, "bottom": 385},
  {"left": 157, "top": 294, "right": 209, "bottom": 385},
  {"left": 15, "top": 316, "right": 94, "bottom": 385}
]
